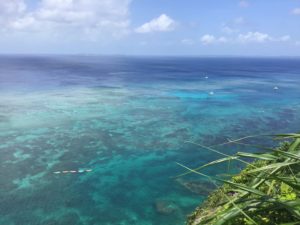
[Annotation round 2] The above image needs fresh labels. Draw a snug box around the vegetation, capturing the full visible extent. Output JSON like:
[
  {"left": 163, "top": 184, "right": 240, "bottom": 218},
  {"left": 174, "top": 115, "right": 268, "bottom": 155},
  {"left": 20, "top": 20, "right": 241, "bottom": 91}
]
[{"left": 178, "top": 133, "right": 300, "bottom": 225}]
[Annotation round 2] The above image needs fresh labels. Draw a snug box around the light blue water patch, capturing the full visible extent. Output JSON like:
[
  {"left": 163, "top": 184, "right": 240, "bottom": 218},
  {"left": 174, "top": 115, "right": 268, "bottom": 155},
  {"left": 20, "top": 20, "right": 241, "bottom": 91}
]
[{"left": 169, "top": 90, "right": 237, "bottom": 100}]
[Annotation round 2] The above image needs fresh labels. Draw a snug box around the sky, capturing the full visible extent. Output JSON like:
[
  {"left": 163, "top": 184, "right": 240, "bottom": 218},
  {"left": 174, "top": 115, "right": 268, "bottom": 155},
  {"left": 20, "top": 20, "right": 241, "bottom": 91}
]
[{"left": 0, "top": 0, "right": 300, "bottom": 56}]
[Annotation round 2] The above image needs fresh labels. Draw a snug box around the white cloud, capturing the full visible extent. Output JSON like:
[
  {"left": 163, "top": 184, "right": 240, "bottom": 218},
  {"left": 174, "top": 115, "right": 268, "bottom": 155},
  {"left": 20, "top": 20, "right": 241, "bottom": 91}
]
[
  {"left": 234, "top": 17, "right": 246, "bottom": 25},
  {"left": 0, "top": 0, "right": 26, "bottom": 15},
  {"left": 278, "top": 35, "right": 290, "bottom": 42},
  {"left": 200, "top": 32, "right": 291, "bottom": 45},
  {"left": 36, "top": 0, "right": 131, "bottom": 25},
  {"left": 0, "top": 0, "right": 27, "bottom": 30},
  {"left": 0, "top": 0, "right": 132, "bottom": 38},
  {"left": 10, "top": 16, "right": 36, "bottom": 30},
  {"left": 222, "top": 26, "right": 233, "bottom": 34},
  {"left": 221, "top": 17, "right": 246, "bottom": 35},
  {"left": 135, "top": 14, "right": 175, "bottom": 33},
  {"left": 291, "top": 8, "right": 300, "bottom": 15},
  {"left": 239, "top": 0, "right": 249, "bottom": 8},
  {"left": 238, "top": 32, "right": 292, "bottom": 43},
  {"left": 221, "top": 25, "right": 238, "bottom": 34},
  {"left": 218, "top": 36, "right": 228, "bottom": 43},
  {"left": 200, "top": 34, "right": 228, "bottom": 45},
  {"left": 181, "top": 39, "right": 194, "bottom": 45},
  {"left": 200, "top": 34, "right": 216, "bottom": 45},
  {"left": 238, "top": 32, "right": 271, "bottom": 43}
]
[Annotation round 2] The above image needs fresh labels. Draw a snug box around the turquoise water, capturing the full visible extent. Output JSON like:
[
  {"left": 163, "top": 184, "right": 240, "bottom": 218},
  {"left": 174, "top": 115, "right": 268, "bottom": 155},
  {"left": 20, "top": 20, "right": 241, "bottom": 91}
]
[{"left": 0, "top": 56, "right": 300, "bottom": 225}]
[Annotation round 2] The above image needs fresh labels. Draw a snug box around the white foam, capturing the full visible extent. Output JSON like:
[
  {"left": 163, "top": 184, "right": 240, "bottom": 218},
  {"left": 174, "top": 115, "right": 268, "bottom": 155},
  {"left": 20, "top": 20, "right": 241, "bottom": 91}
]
[{"left": 53, "top": 169, "right": 93, "bottom": 174}]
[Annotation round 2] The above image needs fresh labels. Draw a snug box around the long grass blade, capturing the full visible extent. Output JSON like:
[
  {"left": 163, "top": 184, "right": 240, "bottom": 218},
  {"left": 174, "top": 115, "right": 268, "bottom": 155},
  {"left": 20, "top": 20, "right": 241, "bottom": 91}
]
[
  {"left": 185, "top": 141, "right": 256, "bottom": 167},
  {"left": 237, "top": 152, "right": 278, "bottom": 161},
  {"left": 174, "top": 156, "right": 238, "bottom": 178},
  {"left": 245, "top": 161, "right": 300, "bottom": 174}
]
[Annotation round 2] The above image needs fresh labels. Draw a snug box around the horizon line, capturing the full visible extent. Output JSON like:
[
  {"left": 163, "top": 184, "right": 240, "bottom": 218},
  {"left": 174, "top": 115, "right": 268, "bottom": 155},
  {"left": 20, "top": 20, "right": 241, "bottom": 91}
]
[{"left": 0, "top": 53, "right": 300, "bottom": 58}]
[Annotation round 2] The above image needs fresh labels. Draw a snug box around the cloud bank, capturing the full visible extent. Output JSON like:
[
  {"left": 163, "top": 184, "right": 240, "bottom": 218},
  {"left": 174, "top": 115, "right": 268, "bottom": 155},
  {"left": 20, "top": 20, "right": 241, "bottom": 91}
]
[
  {"left": 200, "top": 32, "right": 290, "bottom": 45},
  {"left": 0, "top": 0, "right": 132, "bottom": 38},
  {"left": 135, "top": 14, "right": 176, "bottom": 33}
]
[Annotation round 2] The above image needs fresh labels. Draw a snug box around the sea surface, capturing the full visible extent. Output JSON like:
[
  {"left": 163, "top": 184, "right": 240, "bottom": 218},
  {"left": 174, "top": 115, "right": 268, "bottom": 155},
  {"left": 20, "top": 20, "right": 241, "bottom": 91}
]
[{"left": 0, "top": 56, "right": 300, "bottom": 225}]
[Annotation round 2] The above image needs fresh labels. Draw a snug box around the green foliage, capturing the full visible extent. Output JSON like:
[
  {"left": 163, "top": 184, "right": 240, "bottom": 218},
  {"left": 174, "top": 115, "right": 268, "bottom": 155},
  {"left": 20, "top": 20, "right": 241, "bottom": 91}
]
[
  {"left": 180, "top": 134, "right": 300, "bottom": 225},
  {"left": 279, "top": 183, "right": 297, "bottom": 201}
]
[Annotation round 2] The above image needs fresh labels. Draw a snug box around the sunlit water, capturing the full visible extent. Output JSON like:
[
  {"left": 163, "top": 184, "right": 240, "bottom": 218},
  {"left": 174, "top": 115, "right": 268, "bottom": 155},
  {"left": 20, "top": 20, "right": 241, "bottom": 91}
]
[{"left": 1, "top": 56, "right": 300, "bottom": 225}]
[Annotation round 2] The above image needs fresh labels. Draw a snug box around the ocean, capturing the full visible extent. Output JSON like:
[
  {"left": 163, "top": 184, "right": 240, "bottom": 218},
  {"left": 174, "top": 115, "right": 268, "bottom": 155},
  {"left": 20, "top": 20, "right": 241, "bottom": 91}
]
[{"left": 0, "top": 56, "right": 300, "bottom": 225}]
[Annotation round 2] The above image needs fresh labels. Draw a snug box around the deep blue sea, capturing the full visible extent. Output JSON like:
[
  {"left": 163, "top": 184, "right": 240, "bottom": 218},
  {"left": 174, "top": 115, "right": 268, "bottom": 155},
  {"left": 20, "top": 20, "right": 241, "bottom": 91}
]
[{"left": 0, "top": 56, "right": 300, "bottom": 225}]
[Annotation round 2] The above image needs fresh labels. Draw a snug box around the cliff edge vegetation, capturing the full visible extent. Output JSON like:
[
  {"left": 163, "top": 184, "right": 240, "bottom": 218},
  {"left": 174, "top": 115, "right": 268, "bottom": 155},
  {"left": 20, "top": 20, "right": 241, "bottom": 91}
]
[{"left": 179, "top": 133, "right": 300, "bottom": 225}]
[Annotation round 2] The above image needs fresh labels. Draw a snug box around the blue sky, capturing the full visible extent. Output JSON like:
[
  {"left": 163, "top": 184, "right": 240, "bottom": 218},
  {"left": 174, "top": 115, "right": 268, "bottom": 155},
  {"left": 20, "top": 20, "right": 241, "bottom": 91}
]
[{"left": 0, "top": 0, "right": 300, "bottom": 55}]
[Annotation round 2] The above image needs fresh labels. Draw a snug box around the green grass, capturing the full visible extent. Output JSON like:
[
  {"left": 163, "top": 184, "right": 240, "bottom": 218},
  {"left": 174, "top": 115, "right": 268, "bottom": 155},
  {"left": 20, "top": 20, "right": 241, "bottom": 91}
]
[{"left": 178, "top": 133, "right": 300, "bottom": 225}]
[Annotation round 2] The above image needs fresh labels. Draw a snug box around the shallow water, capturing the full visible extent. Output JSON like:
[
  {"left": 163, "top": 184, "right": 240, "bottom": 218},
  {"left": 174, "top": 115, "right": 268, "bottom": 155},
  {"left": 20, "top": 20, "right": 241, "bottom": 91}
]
[{"left": 0, "top": 56, "right": 300, "bottom": 225}]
